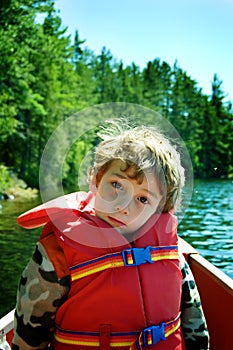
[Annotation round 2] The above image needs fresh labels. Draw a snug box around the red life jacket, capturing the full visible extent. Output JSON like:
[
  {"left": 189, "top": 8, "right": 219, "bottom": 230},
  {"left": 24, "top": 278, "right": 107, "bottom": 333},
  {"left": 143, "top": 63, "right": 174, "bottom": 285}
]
[{"left": 18, "top": 192, "right": 186, "bottom": 350}]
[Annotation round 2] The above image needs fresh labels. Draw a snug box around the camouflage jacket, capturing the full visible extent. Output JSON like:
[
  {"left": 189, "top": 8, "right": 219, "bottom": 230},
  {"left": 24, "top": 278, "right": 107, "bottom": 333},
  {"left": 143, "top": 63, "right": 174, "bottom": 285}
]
[{"left": 12, "top": 233, "right": 209, "bottom": 350}]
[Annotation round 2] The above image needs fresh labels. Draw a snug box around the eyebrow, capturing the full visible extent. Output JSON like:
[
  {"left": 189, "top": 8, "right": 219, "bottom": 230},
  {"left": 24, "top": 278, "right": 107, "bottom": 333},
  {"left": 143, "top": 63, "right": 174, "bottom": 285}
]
[
  {"left": 143, "top": 188, "right": 160, "bottom": 199},
  {"left": 112, "top": 172, "right": 127, "bottom": 179}
]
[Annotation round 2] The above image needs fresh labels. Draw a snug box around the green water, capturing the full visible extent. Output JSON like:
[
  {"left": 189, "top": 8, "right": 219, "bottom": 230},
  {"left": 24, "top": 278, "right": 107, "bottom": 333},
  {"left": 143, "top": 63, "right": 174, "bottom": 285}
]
[
  {"left": 178, "top": 179, "right": 233, "bottom": 278},
  {"left": 0, "top": 196, "right": 41, "bottom": 318},
  {"left": 0, "top": 179, "right": 232, "bottom": 318}
]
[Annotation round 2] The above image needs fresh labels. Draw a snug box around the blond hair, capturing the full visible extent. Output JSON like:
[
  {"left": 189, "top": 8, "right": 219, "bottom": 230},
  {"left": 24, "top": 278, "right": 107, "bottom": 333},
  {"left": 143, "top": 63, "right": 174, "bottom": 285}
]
[{"left": 89, "top": 120, "right": 185, "bottom": 212}]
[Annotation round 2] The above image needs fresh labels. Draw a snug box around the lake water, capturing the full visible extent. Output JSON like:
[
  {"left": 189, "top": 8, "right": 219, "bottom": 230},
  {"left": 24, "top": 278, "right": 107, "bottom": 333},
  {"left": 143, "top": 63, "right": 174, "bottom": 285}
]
[
  {"left": 178, "top": 179, "right": 233, "bottom": 278},
  {"left": 0, "top": 179, "right": 232, "bottom": 318}
]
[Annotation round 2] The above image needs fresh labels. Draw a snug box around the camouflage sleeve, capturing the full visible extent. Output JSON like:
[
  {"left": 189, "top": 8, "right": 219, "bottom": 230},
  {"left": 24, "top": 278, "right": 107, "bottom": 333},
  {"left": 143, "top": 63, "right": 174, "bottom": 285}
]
[
  {"left": 12, "top": 241, "right": 70, "bottom": 350},
  {"left": 180, "top": 254, "right": 210, "bottom": 350}
]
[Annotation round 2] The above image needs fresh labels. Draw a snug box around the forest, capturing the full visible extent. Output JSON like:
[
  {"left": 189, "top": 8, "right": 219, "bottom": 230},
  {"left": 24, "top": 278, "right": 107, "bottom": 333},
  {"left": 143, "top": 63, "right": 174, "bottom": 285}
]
[{"left": 0, "top": 0, "right": 233, "bottom": 194}]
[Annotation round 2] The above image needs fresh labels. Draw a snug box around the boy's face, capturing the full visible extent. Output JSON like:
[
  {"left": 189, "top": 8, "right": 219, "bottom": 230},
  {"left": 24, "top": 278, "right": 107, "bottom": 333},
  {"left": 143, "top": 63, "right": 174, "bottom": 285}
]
[{"left": 93, "top": 160, "right": 163, "bottom": 235}]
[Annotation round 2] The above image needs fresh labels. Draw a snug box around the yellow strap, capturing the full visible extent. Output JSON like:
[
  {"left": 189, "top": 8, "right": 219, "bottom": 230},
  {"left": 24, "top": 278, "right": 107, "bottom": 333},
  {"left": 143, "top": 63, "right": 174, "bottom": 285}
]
[
  {"left": 55, "top": 313, "right": 181, "bottom": 347},
  {"left": 70, "top": 245, "right": 179, "bottom": 282}
]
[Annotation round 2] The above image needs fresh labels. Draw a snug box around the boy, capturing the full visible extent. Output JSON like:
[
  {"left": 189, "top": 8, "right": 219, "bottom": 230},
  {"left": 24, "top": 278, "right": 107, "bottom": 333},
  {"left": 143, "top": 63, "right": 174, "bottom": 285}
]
[{"left": 13, "top": 122, "right": 209, "bottom": 349}]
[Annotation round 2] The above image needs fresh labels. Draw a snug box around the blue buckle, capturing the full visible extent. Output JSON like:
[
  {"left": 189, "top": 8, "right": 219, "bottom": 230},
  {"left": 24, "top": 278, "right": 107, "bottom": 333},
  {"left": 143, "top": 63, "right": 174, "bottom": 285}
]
[
  {"left": 142, "top": 323, "right": 166, "bottom": 346},
  {"left": 122, "top": 247, "right": 152, "bottom": 266}
]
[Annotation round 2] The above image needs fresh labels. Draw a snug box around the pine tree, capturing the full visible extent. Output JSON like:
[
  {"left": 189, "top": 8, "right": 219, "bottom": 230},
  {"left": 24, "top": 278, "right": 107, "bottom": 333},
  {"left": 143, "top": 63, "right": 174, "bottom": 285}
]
[
  {"left": 142, "top": 59, "right": 164, "bottom": 111},
  {"left": 209, "top": 74, "right": 233, "bottom": 177},
  {"left": 93, "top": 46, "right": 117, "bottom": 103}
]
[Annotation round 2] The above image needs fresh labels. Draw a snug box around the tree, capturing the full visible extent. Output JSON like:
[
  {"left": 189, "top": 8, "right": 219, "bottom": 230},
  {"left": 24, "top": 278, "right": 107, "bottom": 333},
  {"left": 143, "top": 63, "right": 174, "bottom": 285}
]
[
  {"left": 0, "top": 0, "right": 50, "bottom": 170},
  {"left": 0, "top": 0, "right": 47, "bottom": 145},
  {"left": 72, "top": 31, "right": 97, "bottom": 109},
  {"left": 128, "top": 62, "right": 143, "bottom": 104},
  {"left": 142, "top": 59, "right": 164, "bottom": 110},
  {"left": 92, "top": 46, "right": 117, "bottom": 103},
  {"left": 208, "top": 74, "right": 233, "bottom": 177},
  {"left": 73, "top": 29, "right": 86, "bottom": 67},
  {"left": 0, "top": 0, "right": 80, "bottom": 187}
]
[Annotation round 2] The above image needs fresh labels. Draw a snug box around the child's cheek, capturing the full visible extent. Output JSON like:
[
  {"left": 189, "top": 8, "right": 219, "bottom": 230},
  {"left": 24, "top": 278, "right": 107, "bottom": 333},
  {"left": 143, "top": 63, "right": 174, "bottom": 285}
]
[
  {"left": 104, "top": 184, "right": 118, "bottom": 201},
  {"left": 96, "top": 186, "right": 115, "bottom": 211}
]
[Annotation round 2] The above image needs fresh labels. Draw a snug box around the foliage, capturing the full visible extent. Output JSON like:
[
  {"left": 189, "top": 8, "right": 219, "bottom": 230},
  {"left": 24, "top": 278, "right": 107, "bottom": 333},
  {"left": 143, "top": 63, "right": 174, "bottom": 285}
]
[
  {"left": 0, "top": 165, "right": 14, "bottom": 193},
  {"left": 0, "top": 0, "right": 232, "bottom": 193}
]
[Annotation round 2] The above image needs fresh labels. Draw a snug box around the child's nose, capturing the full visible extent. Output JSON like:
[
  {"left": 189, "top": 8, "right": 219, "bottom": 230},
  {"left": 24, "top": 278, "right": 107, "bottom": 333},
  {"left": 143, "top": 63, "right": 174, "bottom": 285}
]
[
  {"left": 114, "top": 190, "right": 133, "bottom": 215},
  {"left": 115, "top": 204, "right": 129, "bottom": 215},
  {"left": 114, "top": 197, "right": 131, "bottom": 215}
]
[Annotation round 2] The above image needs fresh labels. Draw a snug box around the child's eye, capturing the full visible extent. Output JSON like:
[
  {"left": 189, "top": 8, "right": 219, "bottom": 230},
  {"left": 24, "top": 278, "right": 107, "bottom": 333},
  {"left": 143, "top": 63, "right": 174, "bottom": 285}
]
[
  {"left": 138, "top": 196, "right": 149, "bottom": 205},
  {"left": 112, "top": 181, "right": 123, "bottom": 190}
]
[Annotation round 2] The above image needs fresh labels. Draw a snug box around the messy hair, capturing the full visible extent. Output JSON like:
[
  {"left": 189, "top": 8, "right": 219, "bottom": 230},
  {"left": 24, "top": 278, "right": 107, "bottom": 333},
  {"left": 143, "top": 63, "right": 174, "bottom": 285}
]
[{"left": 89, "top": 120, "right": 185, "bottom": 212}]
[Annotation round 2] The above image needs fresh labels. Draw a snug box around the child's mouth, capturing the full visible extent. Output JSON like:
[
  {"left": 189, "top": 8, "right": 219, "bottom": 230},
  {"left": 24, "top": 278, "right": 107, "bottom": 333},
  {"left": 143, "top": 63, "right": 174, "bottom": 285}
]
[{"left": 107, "top": 216, "right": 126, "bottom": 227}]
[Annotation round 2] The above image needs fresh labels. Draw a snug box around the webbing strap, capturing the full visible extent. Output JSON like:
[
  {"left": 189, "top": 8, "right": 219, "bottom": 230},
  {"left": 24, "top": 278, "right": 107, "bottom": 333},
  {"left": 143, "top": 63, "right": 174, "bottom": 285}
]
[
  {"left": 134, "top": 313, "right": 181, "bottom": 349},
  {"left": 54, "top": 313, "right": 181, "bottom": 348},
  {"left": 100, "top": 324, "right": 111, "bottom": 350},
  {"left": 70, "top": 245, "right": 179, "bottom": 282}
]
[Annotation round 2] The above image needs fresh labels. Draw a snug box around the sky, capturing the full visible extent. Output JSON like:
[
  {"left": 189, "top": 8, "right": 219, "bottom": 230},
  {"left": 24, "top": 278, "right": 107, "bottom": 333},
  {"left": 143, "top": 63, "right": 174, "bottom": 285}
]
[{"left": 55, "top": 0, "right": 233, "bottom": 102}]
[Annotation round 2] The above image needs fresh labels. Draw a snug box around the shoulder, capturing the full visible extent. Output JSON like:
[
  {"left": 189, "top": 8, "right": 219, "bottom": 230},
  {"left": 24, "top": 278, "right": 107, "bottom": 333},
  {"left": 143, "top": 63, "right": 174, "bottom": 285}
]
[{"left": 39, "top": 226, "right": 70, "bottom": 281}]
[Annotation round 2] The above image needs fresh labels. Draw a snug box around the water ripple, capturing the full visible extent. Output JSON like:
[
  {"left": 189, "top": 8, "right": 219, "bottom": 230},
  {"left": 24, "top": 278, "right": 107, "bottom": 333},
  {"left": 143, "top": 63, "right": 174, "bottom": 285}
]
[{"left": 178, "top": 179, "right": 233, "bottom": 279}]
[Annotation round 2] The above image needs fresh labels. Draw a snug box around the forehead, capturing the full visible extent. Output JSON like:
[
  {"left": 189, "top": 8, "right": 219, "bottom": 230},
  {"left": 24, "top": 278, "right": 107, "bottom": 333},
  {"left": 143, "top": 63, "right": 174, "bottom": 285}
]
[{"left": 105, "top": 159, "right": 141, "bottom": 176}]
